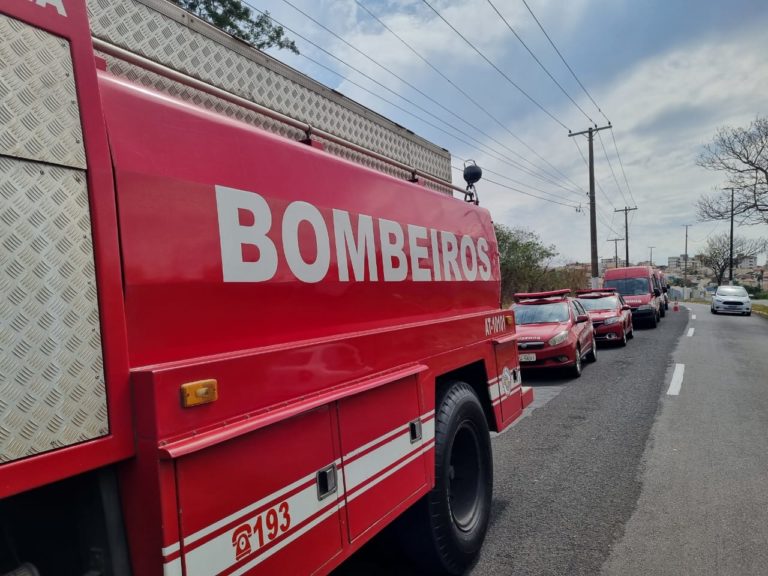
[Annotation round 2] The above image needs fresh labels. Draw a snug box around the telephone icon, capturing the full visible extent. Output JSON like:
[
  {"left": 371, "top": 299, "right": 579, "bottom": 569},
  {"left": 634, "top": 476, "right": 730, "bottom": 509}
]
[{"left": 232, "top": 523, "right": 253, "bottom": 561}]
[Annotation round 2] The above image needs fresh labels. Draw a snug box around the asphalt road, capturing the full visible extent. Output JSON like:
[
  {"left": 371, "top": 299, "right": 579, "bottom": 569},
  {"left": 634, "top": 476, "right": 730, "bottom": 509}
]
[
  {"left": 333, "top": 306, "right": 683, "bottom": 575},
  {"left": 601, "top": 303, "right": 768, "bottom": 575},
  {"left": 334, "top": 304, "right": 768, "bottom": 575}
]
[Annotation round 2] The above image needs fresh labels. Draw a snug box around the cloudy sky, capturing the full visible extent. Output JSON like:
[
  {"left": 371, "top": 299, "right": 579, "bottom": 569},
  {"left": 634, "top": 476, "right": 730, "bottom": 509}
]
[{"left": 257, "top": 0, "right": 768, "bottom": 267}]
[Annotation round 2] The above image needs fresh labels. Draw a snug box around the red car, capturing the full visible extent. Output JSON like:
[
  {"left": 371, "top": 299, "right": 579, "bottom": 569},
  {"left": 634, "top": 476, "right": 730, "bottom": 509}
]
[
  {"left": 575, "top": 288, "right": 634, "bottom": 346},
  {"left": 511, "top": 289, "right": 597, "bottom": 378}
]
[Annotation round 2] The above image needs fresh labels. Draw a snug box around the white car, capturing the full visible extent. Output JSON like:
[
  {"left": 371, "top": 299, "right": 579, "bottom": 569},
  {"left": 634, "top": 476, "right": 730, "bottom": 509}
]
[{"left": 711, "top": 285, "right": 752, "bottom": 315}]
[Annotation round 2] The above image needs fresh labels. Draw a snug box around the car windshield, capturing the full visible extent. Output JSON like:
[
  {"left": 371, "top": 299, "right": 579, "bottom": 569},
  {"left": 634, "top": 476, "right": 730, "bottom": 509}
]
[
  {"left": 716, "top": 286, "right": 748, "bottom": 297},
  {"left": 578, "top": 296, "right": 619, "bottom": 311},
  {"left": 604, "top": 277, "right": 650, "bottom": 296},
  {"left": 513, "top": 302, "right": 570, "bottom": 324}
]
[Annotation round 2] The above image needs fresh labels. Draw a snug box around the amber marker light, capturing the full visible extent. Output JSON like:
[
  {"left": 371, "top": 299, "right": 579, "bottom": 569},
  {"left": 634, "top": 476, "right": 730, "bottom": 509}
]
[
  {"left": 181, "top": 379, "right": 219, "bottom": 408},
  {"left": 505, "top": 314, "right": 515, "bottom": 327}
]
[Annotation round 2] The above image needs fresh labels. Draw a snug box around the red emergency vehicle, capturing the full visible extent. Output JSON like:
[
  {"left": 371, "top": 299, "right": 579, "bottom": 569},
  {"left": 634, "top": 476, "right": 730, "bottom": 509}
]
[
  {"left": 0, "top": 2, "right": 532, "bottom": 575},
  {"left": 511, "top": 290, "right": 597, "bottom": 378},
  {"left": 603, "top": 266, "right": 663, "bottom": 328},
  {"left": 575, "top": 289, "right": 634, "bottom": 346}
]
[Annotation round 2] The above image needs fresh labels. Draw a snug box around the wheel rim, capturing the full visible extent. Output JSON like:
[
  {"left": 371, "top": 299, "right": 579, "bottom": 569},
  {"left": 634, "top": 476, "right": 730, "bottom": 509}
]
[{"left": 448, "top": 421, "right": 483, "bottom": 533}]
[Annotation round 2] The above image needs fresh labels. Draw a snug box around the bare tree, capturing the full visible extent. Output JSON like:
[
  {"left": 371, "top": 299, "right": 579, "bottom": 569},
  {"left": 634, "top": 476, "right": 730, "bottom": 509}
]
[
  {"left": 696, "top": 117, "right": 768, "bottom": 225},
  {"left": 697, "top": 233, "right": 767, "bottom": 285}
]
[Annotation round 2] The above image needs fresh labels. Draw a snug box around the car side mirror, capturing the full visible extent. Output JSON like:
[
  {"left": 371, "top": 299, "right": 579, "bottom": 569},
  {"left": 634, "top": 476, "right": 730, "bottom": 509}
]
[
  {"left": 621, "top": 305, "right": 631, "bottom": 311},
  {"left": 653, "top": 288, "right": 661, "bottom": 297},
  {"left": 662, "top": 286, "right": 668, "bottom": 293},
  {"left": 576, "top": 314, "right": 590, "bottom": 323}
]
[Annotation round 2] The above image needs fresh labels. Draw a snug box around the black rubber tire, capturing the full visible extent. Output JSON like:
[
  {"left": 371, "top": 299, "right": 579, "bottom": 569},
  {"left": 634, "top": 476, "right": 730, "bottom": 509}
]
[
  {"left": 747, "top": 312, "right": 752, "bottom": 316},
  {"left": 400, "top": 382, "right": 492, "bottom": 575},
  {"left": 587, "top": 340, "right": 598, "bottom": 362},
  {"left": 660, "top": 305, "right": 666, "bottom": 318},
  {"left": 711, "top": 307, "right": 717, "bottom": 315},
  {"left": 571, "top": 346, "right": 583, "bottom": 378},
  {"left": 619, "top": 327, "right": 628, "bottom": 346},
  {"left": 648, "top": 313, "right": 658, "bottom": 328},
  {"left": 627, "top": 324, "right": 634, "bottom": 339}
]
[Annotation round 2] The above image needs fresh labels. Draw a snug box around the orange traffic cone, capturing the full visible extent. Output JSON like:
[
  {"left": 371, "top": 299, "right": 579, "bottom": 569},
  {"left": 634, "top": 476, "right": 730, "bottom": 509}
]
[{"left": 673, "top": 300, "right": 679, "bottom": 312}]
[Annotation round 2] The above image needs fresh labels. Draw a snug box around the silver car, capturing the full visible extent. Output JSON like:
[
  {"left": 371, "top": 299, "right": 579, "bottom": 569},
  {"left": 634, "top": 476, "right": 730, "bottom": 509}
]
[{"left": 711, "top": 285, "right": 752, "bottom": 315}]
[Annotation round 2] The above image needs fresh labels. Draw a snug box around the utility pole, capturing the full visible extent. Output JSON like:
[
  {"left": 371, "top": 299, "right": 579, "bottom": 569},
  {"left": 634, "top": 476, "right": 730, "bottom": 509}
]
[
  {"left": 727, "top": 187, "right": 735, "bottom": 284},
  {"left": 682, "top": 224, "right": 691, "bottom": 300},
  {"left": 569, "top": 123, "right": 612, "bottom": 286},
  {"left": 649, "top": 246, "right": 656, "bottom": 266},
  {"left": 608, "top": 238, "right": 624, "bottom": 268},
  {"left": 615, "top": 206, "right": 638, "bottom": 265}
]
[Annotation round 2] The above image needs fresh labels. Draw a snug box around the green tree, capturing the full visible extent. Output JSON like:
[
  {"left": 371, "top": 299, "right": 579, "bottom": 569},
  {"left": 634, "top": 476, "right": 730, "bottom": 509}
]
[
  {"left": 172, "top": 0, "right": 299, "bottom": 53},
  {"left": 495, "top": 224, "right": 557, "bottom": 305}
]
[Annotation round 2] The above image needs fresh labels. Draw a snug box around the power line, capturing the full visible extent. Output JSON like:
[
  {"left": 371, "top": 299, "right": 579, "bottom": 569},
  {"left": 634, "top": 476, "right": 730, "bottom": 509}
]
[
  {"left": 454, "top": 155, "right": 584, "bottom": 205},
  {"left": 246, "top": 3, "right": 582, "bottom": 194},
  {"left": 609, "top": 129, "right": 637, "bottom": 207},
  {"left": 521, "top": 0, "right": 610, "bottom": 124},
  {"left": 596, "top": 130, "right": 629, "bottom": 207},
  {"left": 451, "top": 165, "right": 580, "bottom": 208},
  {"left": 519, "top": 0, "right": 639, "bottom": 211},
  {"left": 352, "top": 0, "right": 586, "bottom": 194},
  {"left": 572, "top": 137, "right": 617, "bottom": 211},
  {"left": 420, "top": 0, "right": 570, "bottom": 131},
  {"left": 251, "top": 2, "right": 584, "bottom": 195},
  {"left": 485, "top": 0, "right": 594, "bottom": 124}
]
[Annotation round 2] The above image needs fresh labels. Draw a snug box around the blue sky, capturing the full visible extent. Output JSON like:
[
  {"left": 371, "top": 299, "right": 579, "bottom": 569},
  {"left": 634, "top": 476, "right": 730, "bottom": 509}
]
[{"left": 259, "top": 0, "right": 768, "bottom": 267}]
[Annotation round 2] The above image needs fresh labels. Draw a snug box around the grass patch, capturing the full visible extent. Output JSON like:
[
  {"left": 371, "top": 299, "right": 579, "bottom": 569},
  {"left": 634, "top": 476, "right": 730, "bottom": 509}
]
[{"left": 753, "top": 303, "right": 768, "bottom": 318}]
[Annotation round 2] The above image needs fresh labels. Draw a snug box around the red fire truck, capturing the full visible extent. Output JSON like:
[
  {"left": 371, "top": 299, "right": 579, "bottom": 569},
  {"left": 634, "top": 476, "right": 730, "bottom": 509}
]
[{"left": 0, "top": 2, "right": 532, "bottom": 575}]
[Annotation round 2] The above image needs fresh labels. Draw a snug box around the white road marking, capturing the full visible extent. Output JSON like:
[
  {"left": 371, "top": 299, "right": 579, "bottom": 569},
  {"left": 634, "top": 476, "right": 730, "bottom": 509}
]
[
  {"left": 667, "top": 363, "right": 685, "bottom": 396},
  {"left": 692, "top": 314, "right": 697, "bottom": 320},
  {"left": 687, "top": 328, "right": 695, "bottom": 337}
]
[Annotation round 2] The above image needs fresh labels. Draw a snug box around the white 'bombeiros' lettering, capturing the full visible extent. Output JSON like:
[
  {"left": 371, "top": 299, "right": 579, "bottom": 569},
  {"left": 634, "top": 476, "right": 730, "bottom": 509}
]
[
  {"left": 333, "top": 210, "right": 377, "bottom": 281},
  {"left": 441, "top": 232, "right": 460, "bottom": 281},
  {"left": 282, "top": 201, "right": 330, "bottom": 283},
  {"left": 408, "top": 225, "right": 431, "bottom": 282},
  {"left": 379, "top": 218, "right": 408, "bottom": 282},
  {"left": 215, "top": 185, "right": 496, "bottom": 284},
  {"left": 216, "top": 185, "right": 278, "bottom": 282},
  {"left": 460, "top": 235, "right": 478, "bottom": 281},
  {"left": 430, "top": 228, "right": 442, "bottom": 281}
]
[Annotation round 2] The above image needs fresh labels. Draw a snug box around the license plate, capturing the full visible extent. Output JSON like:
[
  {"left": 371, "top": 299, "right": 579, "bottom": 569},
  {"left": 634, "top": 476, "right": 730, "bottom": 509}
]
[{"left": 519, "top": 353, "right": 536, "bottom": 362}]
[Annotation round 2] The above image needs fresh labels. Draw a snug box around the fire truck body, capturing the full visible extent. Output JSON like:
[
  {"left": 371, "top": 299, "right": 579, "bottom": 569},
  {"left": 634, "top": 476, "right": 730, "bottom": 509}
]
[{"left": 0, "top": 2, "right": 530, "bottom": 575}]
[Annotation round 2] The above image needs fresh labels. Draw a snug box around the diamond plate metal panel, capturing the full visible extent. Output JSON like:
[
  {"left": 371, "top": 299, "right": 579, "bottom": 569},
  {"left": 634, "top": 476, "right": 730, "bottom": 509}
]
[
  {"left": 0, "top": 13, "right": 86, "bottom": 170},
  {"left": 86, "top": 0, "right": 451, "bottom": 185},
  {"left": 0, "top": 157, "right": 107, "bottom": 463}
]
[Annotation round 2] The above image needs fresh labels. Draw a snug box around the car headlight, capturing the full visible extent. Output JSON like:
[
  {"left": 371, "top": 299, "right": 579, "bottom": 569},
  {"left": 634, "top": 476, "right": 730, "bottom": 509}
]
[
  {"left": 548, "top": 331, "right": 569, "bottom": 346},
  {"left": 637, "top": 304, "right": 653, "bottom": 311},
  {"left": 604, "top": 316, "right": 621, "bottom": 325}
]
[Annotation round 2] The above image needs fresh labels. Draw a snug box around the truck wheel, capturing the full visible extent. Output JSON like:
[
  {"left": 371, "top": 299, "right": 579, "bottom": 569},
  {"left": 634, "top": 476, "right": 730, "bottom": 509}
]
[
  {"left": 648, "top": 313, "right": 658, "bottom": 328},
  {"left": 660, "top": 305, "right": 666, "bottom": 318},
  {"left": 571, "top": 346, "right": 582, "bottom": 377},
  {"left": 400, "top": 382, "right": 492, "bottom": 575}
]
